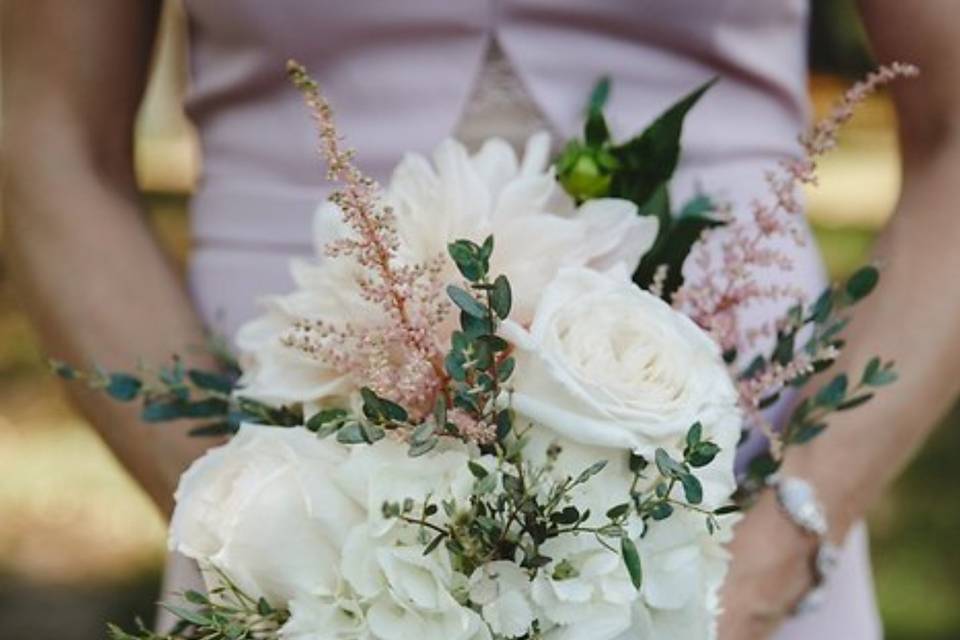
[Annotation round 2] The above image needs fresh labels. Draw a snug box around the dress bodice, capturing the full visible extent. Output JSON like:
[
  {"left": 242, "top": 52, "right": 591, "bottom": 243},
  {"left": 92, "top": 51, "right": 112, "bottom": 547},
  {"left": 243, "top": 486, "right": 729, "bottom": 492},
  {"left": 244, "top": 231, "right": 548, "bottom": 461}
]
[{"left": 182, "top": 0, "right": 810, "bottom": 250}]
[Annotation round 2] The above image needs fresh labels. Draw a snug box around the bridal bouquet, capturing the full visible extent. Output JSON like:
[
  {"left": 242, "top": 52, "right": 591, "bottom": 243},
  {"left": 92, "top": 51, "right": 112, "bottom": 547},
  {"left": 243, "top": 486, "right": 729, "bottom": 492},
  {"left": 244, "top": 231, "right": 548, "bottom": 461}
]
[{"left": 66, "top": 61, "right": 914, "bottom": 640}]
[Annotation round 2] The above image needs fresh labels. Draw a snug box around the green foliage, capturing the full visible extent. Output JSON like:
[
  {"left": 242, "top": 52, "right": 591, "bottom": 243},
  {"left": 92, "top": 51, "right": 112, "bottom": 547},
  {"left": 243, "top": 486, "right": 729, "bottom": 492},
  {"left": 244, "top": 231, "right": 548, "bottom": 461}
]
[
  {"left": 557, "top": 78, "right": 725, "bottom": 301},
  {"left": 107, "top": 573, "right": 288, "bottom": 640},
  {"left": 741, "top": 265, "right": 898, "bottom": 489}
]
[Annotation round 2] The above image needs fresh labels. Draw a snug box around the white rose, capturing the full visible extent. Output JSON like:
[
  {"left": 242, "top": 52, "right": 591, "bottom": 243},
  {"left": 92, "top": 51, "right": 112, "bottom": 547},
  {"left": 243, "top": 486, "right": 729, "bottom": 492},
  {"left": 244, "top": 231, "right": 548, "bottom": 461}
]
[
  {"left": 235, "top": 133, "right": 657, "bottom": 408},
  {"left": 531, "top": 534, "right": 638, "bottom": 640},
  {"left": 501, "top": 267, "right": 741, "bottom": 508},
  {"left": 469, "top": 561, "right": 536, "bottom": 638},
  {"left": 169, "top": 425, "right": 364, "bottom": 605}
]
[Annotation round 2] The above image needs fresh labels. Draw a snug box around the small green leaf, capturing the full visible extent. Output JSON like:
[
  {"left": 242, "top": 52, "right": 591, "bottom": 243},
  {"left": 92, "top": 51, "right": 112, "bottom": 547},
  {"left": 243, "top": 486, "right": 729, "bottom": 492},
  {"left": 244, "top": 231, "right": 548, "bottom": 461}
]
[
  {"left": 187, "top": 369, "right": 235, "bottom": 395},
  {"left": 467, "top": 460, "right": 489, "bottom": 479},
  {"left": 685, "top": 422, "right": 703, "bottom": 448},
  {"left": 576, "top": 460, "right": 608, "bottom": 484},
  {"left": 105, "top": 373, "right": 143, "bottom": 402},
  {"left": 815, "top": 374, "right": 848, "bottom": 409},
  {"left": 408, "top": 436, "right": 439, "bottom": 457},
  {"left": 686, "top": 441, "right": 720, "bottom": 468},
  {"left": 490, "top": 275, "right": 513, "bottom": 320},
  {"left": 50, "top": 359, "right": 79, "bottom": 380},
  {"left": 336, "top": 423, "right": 368, "bottom": 445},
  {"left": 837, "top": 393, "right": 875, "bottom": 411},
  {"left": 845, "top": 265, "right": 880, "bottom": 302},
  {"left": 606, "top": 503, "right": 631, "bottom": 520},
  {"left": 447, "top": 285, "right": 488, "bottom": 318},
  {"left": 588, "top": 76, "right": 612, "bottom": 115},
  {"left": 680, "top": 472, "right": 703, "bottom": 505},
  {"left": 621, "top": 537, "right": 644, "bottom": 590}
]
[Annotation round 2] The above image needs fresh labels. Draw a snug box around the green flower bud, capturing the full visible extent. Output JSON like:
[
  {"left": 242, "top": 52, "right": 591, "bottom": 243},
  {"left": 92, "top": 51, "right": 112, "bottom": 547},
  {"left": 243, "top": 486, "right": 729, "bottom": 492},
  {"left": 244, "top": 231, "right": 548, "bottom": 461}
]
[{"left": 556, "top": 142, "right": 617, "bottom": 201}]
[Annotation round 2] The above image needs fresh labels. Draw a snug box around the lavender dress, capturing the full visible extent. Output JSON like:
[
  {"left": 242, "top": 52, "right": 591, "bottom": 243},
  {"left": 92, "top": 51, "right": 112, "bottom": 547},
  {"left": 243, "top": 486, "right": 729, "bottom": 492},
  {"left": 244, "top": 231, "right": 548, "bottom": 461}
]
[{"left": 170, "top": 1, "right": 882, "bottom": 637}]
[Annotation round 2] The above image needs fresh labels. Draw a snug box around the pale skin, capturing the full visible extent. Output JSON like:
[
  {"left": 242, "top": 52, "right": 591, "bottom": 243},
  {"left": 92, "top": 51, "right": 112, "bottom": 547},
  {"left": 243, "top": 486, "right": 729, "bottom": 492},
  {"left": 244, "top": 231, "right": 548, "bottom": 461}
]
[{"left": 2, "top": 1, "right": 958, "bottom": 637}]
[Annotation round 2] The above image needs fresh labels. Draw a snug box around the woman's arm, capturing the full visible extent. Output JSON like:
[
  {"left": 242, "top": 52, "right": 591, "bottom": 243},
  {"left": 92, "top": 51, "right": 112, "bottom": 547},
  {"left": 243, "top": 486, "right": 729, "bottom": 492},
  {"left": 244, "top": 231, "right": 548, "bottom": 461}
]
[
  {"left": 720, "top": 1, "right": 960, "bottom": 637},
  {"left": 2, "top": 1, "right": 219, "bottom": 516}
]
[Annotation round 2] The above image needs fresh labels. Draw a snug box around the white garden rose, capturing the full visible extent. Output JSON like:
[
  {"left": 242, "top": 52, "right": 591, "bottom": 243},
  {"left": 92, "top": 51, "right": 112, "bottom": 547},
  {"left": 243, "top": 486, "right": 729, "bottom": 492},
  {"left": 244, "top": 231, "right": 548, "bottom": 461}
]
[
  {"left": 169, "top": 425, "right": 364, "bottom": 606},
  {"left": 501, "top": 266, "right": 742, "bottom": 508},
  {"left": 235, "top": 133, "right": 657, "bottom": 408}
]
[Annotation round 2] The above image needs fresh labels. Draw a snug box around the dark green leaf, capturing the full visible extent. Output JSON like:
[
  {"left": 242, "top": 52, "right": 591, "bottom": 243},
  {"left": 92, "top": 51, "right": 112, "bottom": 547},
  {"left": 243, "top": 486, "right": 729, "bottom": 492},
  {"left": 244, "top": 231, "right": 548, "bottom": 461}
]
[
  {"left": 490, "top": 275, "right": 512, "bottom": 320},
  {"left": 685, "top": 422, "right": 703, "bottom": 448},
  {"left": 686, "top": 442, "right": 720, "bottom": 468},
  {"left": 187, "top": 369, "right": 235, "bottom": 395},
  {"left": 845, "top": 265, "right": 880, "bottom": 302},
  {"left": 610, "top": 79, "right": 715, "bottom": 206},
  {"left": 815, "top": 374, "right": 848, "bottom": 409},
  {"left": 587, "top": 76, "right": 611, "bottom": 115},
  {"left": 621, "top": 537, "right": 644, "bottom": 590},
  {"left": 680, "top": 472, "right": 703, "bottom": 504},
  {"left": 837, "top": 393, "right": 875, "bottom": 411},
  {"left": 105, "top": 373, "right": 143, "bottom": 402}
]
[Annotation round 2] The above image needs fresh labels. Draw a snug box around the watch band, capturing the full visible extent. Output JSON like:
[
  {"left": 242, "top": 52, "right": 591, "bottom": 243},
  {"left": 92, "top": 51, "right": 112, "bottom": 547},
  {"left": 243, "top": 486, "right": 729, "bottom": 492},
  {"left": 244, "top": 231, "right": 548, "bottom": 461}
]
[{"left": 766, "top": 473, "right": 840, "bottom": 614}]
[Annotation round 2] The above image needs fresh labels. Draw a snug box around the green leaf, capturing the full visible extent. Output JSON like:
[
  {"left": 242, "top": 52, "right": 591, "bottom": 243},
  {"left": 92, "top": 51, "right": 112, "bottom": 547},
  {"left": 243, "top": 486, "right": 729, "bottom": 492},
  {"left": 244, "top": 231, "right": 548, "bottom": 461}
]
[
  {"left": 654, "top": 448, "right": 685, "bottom": 479},
  {"left": 551, "top": 506, "right": 580, "bottom": 525},
  {"left": 187, "top": 369, "right": 235, "bottom": 395},
  {"left": 815, "top": 374, "right": 848, "bottom": 409},
  {"left": 141, "top": 400, "right": 188, "bottom": 423},
  {"left": 50, "top": 359, "right": 79, "bottom": 380},
  {"left": 686, "top": 441, "right": 720, "bottom": 468},
  {"left": 576, "top": 460, "right": 608, "bottom": 484},
  {"left": 587, "top": 76, "right": 612, "bottom": 115},
  {"left": 187, "top": 421, "right": 235, "bottom": 437},
  {"left": 306, "top": 408, "right": 349, "bottom": 432},
  {"left": 680, "top": 472, "right": 703, "bottom": 504},
  {"left": 606, "top": 503, "right": 631, "bottom": 520},
  {"left": 685, "top": 422, "right": 703, "bottom": 448},
  {"left": 336, "top": 423, "right": 368, "bottom": 445},
  {"left": 634, "top": 209, "right": 725, "bottom": 301},
  {"left": 161, "top": 604, "right": 212, "bottom": 627},
  {"left": 448, "top": 240, "right": 485, "bottom": 282},
  {"left": 621, "top": 537, "right": 644, "bottom": 590},
  {"left": 789, "top": 421, "right": 827, "bottom": 445},
  {"left": 447, "top": 285, "right": 488, "bottom": 318},
  {"left": 423, "top": 533, "right": 446, "bottom": 556},
  {"left": 585, "top": 110, "right": 610, "bottom": 147},
  {"left": 408, "top": 436, "right": 439, "bottom": 457},
  {"left": 649, "top": 501, "right": 674, "bottom": 520},
  {"left": 105, "top": 373, "right": 143, "bottom": 402},
  {"left": 490, "top": 275, "right": 513, "bottom": 320},
  {"left": 182, "top": 398, "right": 229, "bottom": 418},
  {"left": 837, "top": 393, "right": 875, "bottom": 411},
  {"left": 845, "top": 265, "right": 880, "bottom": 302},
  {"left": 609, "top": 79, "right": 715, "bottom": 206},
  {"left": 467, "top": 460, "right": 489, "bottom": 479}
]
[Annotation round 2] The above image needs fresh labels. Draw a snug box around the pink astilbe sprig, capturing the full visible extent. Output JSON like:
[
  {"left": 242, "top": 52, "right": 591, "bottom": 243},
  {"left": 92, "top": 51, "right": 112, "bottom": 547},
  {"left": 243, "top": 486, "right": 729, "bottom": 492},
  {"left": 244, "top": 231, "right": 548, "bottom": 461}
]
[
  {"left": 284, "top": 61, "right": 449, "bottom": 415},
  {"left": 674, "top": 62, "right": 919, "bottom": 358}
]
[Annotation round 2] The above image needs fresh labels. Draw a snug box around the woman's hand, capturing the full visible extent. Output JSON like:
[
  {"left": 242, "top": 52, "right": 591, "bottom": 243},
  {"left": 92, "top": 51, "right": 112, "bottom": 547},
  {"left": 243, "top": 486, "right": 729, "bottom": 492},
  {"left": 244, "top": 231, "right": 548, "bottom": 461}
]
[{"left": 717, "top": 490, "right": 817, "bottom": 640}]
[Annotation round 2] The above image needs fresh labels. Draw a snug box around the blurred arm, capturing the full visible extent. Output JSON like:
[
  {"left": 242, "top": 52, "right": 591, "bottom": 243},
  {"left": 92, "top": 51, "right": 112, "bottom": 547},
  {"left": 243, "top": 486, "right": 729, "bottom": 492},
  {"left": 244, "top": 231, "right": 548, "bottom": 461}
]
[
  {"left": 1, "top": 1, "right": 218, "bottom": 516},
  {"left": 792, "top": 0, "right": 960, "bottom": 536},
  {"left": 721, "top": 3, "right": 960, "bottom": 636}
]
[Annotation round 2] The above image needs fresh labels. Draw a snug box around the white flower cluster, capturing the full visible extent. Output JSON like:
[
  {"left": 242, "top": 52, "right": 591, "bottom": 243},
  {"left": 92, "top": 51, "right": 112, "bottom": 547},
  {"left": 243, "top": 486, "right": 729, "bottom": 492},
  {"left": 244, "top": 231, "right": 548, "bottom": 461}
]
[
  {"left": 172, "top": 134, "right": 742, "bottom": 639},
  {"left": 172, "top": 426, "right": 736, "bottom": 640}
]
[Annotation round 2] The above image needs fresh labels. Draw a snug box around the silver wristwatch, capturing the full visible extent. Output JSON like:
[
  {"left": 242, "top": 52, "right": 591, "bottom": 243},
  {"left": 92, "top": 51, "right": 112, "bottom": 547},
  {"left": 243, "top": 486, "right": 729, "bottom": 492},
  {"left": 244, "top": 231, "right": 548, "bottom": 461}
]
[{"left": 766, "top": 473, "right": 841, "bottom": 614}]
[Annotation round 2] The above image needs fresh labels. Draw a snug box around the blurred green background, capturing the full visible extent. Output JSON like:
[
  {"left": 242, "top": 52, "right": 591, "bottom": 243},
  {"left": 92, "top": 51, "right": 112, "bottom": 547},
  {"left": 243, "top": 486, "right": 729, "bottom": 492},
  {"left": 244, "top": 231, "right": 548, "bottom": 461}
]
[{"left": 1, "top": 1, "right": 958, "bottom": 638}]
